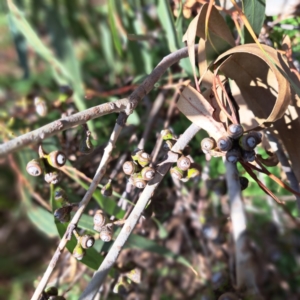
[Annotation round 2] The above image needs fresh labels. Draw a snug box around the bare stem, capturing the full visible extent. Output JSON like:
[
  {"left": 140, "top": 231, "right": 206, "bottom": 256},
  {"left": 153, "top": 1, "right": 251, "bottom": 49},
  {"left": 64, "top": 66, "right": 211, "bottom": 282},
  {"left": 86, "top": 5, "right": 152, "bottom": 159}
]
[
  {"left": 31, "top": 116, "right": 124, "bottom": 300},
  {"left": 30, "top": 45, "right": 198, "bottom": 300},
  {"left": 79, "top": 123, "right": 201, "bottom": 300},
  {"left": 225, "top": 160, "right": 260, "bottom": 296},
  {"left": 0, "top": 45, "right": 196, "bottom": 158}
]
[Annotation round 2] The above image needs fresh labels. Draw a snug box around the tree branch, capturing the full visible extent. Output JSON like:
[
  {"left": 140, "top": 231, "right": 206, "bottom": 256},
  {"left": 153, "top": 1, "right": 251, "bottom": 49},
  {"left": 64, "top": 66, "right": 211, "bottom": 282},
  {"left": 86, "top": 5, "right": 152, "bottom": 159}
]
[
  {"left": 79, "top": 123, "right": 201, "bottom": 300},
  {"left": 0, "top": 45, "right": 196, "bottom": 158}
]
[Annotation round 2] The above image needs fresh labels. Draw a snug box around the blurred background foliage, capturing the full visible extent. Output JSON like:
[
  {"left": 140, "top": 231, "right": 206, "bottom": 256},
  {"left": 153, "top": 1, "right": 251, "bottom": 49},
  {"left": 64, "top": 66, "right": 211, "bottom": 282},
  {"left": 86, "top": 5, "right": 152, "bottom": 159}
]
[{"left": 1, "top": 0, "right": 300, "bottom": 299}]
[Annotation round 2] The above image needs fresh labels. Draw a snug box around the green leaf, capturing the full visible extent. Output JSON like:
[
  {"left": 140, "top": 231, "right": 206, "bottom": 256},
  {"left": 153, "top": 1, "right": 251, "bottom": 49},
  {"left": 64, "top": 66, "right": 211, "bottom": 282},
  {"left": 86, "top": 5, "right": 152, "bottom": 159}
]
[
  {"left": 108, "top": 0, "right": 123, "bottom": 56},
  {"left": 7, "top": 1, "right": 88, "bottom": 114},
  {"left": 157, "top": 0, "right": 180, "bottom": 52},
  {"left": 243, "top": 0, "right": 266, "bottom": 43}
]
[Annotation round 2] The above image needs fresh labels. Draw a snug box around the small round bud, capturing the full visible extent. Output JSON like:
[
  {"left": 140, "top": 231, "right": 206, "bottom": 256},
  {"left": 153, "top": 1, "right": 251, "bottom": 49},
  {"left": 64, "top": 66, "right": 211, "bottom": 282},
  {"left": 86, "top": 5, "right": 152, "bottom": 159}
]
[
  {"left": 161, "top": 129, "right": 175, "bottom": 140},
  {"left": 45, "top": 286, "right": 58, "bottom": 296},
  {"left": 80, "top": 235, "right": 95, "bottom": 249},
  {"left": 137, "top": 152, "right": 151, "bottom": 167},
  {"left": 34, "top": 97, "right": 48, "bottom": 117},
  {"left": 239, "top": 176, "right": 249, "bottom": 191},
  {"left": 73, "top": 242, "right": 86, "bottom": 260},
  {"left": 227, "top": 124, "right": 244, "bottom": 139},
  {"left": 170, "top": 166, "right": 184, "bottom": 180},
  {"left": 47, "top": 151, "right": 66, "bottom": 168},
  {"left": 44, "top": 171, "right": 62, "bottom": 184},
  {"left": 54, "top": 206, "right": 72, "bottom": 223},
  {"left": 201, "top": 137, "right": 216, "bottom": 153},
  {"left": 177, "top": 156, "right": 191, "bottom": 171},
  {"left": 122, "top": 161, "right": 141, "bottom": 175},
  {"left": 226, "top": 148, "right": 241, "bottom": 163},
  {"left": 99, "top": 225, "right": 113, "bottom": 242},
  {"left": 93, "top": 210, "right": 107, "bottom": 230},
  {"left": 141, "top": 167, "right": 155, "bottom": 181},
  {"left": 26, "top": 158, "right": 44, "bottom": 176},
  {"left": 242, "top": 150, "right": 256, "bottom": 162},
  {"left": 131, "top": 173, "right": 147, "bottom": 189},
  {"left": 54, "top": 188, "right": 68, "bottom": 203},
  {"left": 217, "top": 136, "right": 233, "bottom": 152}
]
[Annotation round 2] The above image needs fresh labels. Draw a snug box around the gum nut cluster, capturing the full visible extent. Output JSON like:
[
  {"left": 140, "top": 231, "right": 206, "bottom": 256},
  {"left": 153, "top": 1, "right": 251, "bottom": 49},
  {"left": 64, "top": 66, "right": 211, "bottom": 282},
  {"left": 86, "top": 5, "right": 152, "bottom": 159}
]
[
  {"left": 72, "top": 234, "right": 95, "bottom": 261},
  {"left": 161, "top": 129, "right": 201, "bottom": 182},
  {"left": 122, "top": 150, "right": 155, "bottom": 189},
  {"left": 26, "top": 145, "right": 67, "bottom": 185},
  {"left": 93, "top": 210, "right": 113, "bottom": 242},
  {"left": 200, "top": 124, "right": 262, "bottom": 164}
]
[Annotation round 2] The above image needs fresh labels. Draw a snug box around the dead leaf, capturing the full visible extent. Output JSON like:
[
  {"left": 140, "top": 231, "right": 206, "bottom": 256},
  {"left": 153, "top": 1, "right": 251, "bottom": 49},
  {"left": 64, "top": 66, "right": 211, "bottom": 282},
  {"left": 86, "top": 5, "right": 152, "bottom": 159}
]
[
  {"left": 176, "top": 85, "right": 227, "bottom": 140},
  {"left": 213, "top": 43, "right": 291, "bottom": 129},
  {"left": 256, "top": 151, "right": 279, "bottom": 167},
  {"left": 182, "top": 3, "right": 235, "bottom": 88}
]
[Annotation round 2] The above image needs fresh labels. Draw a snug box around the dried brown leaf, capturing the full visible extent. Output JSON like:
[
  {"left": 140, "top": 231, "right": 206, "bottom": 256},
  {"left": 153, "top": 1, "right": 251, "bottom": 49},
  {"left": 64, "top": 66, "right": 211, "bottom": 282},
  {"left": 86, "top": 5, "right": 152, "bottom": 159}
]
[
  {"left": 213, "top": 43, "right": 291, "bottom": 129},
  {"left": 176, "top": 85, "right": 226, "bottom": 139},
  {"left": 182, "top": 3, "right": 235, "bottom": 88}
]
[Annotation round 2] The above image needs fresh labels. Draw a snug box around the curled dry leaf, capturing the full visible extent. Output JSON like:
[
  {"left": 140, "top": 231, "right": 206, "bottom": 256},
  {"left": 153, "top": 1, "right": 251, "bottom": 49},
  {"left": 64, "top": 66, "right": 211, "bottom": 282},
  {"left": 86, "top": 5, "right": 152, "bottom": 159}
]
[
  {"left": 256, "top": 151, "right": 279, "bottom": 167},
  {"left": 176, "top": 85, "right": 226, "bottom": 140},
  {"left": 182, "top": 3, "right": 235, "bottom": 88},
  {"left": 213, "top": 43, "right": 291, "bottom": 129}
]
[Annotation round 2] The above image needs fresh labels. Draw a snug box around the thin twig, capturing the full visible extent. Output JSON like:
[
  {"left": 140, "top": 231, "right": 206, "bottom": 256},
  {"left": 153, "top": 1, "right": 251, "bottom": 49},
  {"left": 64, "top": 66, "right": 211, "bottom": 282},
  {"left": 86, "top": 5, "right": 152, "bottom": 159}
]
[
  {"left": 0, "top": 45, "right": 197, "bottom": 158},
  {"left": 79, "top": 123, "right": 201, "bottom": 300},
  {"left": 31, "top": 115, "right": 125, "bottom": 300},
  {"left": 31, "top": 45, "right": 199, "bottom": 300},
  {"left": 224, "top": 159, "right": 260, "bottom": 295}
]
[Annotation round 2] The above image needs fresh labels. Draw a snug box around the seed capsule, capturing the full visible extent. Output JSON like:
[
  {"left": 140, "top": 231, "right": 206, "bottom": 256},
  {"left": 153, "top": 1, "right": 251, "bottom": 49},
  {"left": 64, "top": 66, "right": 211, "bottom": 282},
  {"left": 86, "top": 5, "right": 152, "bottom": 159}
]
[
  {"left": 93, "top": 210, "right": 107, "bottom": 231},
  {"left": 80, "top": 235, "right": 95, "bottom": 249},
  {"left": 101, "top": 179, "right": 113, "bottom": 197},
  {"left": 161, "top": 129, "right": 175, "bottom": 140},
  {"left": 226, "top": 148, "right": 241, "bottom": 163},
  {"left": 239, "top": 176, "right": 249, "bottom": 191},
  {"left": 141, "top": 167, "right": 155, "bottom": 181},
  {"left": 122, "top": 161, "right": 141, "bottom": 175},
  {"left": 131, "top": 173, "right": 147, "bottom": 189},
  {"left": 47, "top": 151, "right": 66, "bottom": 168},
  {"left": 59, "top": 85, "right": 73, "bottom": 102},
  {"left": 177, "top": 156, "right": 191, "bottom": 171},
  {"left": 45, "top": 286, "right": 58, "bottom": 296},
  {"left": 44, "top": 170, "right": 62, "bottom": 184},
  {"left": 242, "top": 150, "right": 256, "bottom": 162},
  {"left": 26, "top": 158, "right": 44, "bottom": 176},
  {"left": 54, "top": 188, "right": 68, "bottom": 204},
  {"left": 34, "top": 97, "right": 48, "bottom": 117},
  {"left": 227, "top": 124, "right": 244, "bottom": 139},
  {"left": 170, "top": 166, "right": 184, "bottom": 180},
  {"left": 137, "top": 152, "right": 151, "bottom": 167},
  {"left": 217, "top": 136, "right": 233, "bottom": 152},
  {"left": 201, "top": 137, "right": 217, "bottom": 153},
  {"left": 99, "top": 225, "right": 113, "bottom": 242},
  {"left": 54, "top": 206, "right": 72, "bottom": 223},
  {"left": 73, "top": 242, "right": 86, "bottom": 260}
]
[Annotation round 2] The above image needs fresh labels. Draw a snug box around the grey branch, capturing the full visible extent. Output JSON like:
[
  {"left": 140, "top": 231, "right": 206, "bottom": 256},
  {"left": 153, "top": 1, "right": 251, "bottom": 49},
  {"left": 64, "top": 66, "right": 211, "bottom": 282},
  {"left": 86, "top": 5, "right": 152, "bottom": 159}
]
[
  {"left": 30, "top": 45, "right": 198, "bottom": 300},
  {"left": 225, "top": 160, "right": 261, "bottom": 297},
  {"left": 79, "top": 123, "right": 201, "bottom": 300},
  {"left": 0, "top": 45, "right": 196, "bottom": 158}
]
